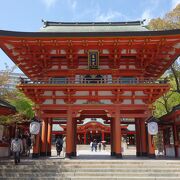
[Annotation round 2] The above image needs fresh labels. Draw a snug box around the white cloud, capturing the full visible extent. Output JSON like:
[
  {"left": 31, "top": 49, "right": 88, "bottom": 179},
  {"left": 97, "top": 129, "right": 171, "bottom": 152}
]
[
  {"left": 41, "top": 0, "right": 58, "bottom": 9},
  {"left": 95, "top": 10, "right": 125, "bottom": 22},
  {"left": 141, "top": 9, "right": 152, "bottom": 24},
  {"left": 171, "top": 0, "right": 180, "bottom": 9}
]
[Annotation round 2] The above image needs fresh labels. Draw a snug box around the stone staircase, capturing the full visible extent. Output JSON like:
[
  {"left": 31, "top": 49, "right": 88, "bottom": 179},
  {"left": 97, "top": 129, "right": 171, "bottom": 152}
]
[{"left": 1, "top": 159, "right": 180, "bottom": 179}]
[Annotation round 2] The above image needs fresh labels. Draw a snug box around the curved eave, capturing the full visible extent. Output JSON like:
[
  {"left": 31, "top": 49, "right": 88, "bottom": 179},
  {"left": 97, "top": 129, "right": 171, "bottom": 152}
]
[{"left": 0, "top": 29, "right": 180, "bottom": 38}]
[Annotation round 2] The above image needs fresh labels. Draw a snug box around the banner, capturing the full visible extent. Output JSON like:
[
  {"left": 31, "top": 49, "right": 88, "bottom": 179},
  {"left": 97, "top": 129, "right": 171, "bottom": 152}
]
[
  {"left": 148, "top": 122, "right": 158, "bottom": 135},
  {"left": 29, "top": 121, "right": 40, "bottom": 135}
]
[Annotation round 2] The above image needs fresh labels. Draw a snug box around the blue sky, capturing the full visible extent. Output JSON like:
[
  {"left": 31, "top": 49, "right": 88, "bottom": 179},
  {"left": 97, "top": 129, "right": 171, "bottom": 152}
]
[{"left": 0, "top": 0, "right": 179, "bottom": 73}]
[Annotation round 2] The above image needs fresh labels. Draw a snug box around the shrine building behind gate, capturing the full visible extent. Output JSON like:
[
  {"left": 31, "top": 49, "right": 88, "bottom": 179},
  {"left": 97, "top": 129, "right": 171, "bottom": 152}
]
[{"left": 0, "top": 21, "right": 179, "bottom": 158}]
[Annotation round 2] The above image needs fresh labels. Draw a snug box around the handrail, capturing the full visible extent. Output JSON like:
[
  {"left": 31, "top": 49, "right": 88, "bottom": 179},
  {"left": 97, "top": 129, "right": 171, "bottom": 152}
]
[{"left": 19, "top": 77, "right": 169, "bottom": 85}]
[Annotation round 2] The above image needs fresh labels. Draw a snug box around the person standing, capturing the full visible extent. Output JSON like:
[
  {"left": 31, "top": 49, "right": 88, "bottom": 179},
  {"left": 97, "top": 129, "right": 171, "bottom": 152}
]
[
  {"left": 56, "top": 136, "right": 63, "bottom": 156},
  {"left": 11, "top": 135, "right": 23, "bottom": 165},
  {"left": 63, "top": 136, "right": 66, "bottom": 157},
  {"left": 98, "top": 142, "right": 102, "bottom": 151}
]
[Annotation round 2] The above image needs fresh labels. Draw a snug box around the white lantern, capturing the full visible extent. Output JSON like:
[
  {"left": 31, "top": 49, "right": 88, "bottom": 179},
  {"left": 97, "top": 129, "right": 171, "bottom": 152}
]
[
  {"left": 148, "top": 122, "right": 158, "bottom": 135},
  {"left": 29, "top": 121, "right": 40, "bottom": 135}
]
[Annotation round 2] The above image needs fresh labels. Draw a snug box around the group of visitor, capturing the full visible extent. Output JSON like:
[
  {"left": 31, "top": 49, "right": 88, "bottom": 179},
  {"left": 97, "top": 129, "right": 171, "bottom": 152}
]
[{"left": 90, "top": 139, "right": 106, "bottom": 151}]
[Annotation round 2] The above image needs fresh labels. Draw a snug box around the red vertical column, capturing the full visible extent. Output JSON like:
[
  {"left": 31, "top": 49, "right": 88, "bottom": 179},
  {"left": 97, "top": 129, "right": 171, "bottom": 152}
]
[
  {"left": 72, "top": 119, "right": 77, "bottom": 157},
  {"left": 173, "top": 124, "right": 178, "bottom": 157},
  {"left": 114, "top": 107, "right": 122, "bottom": 158},
  {"left": 66, "top": 107, "right": 73, "bottom": 158},
  {"left": 84, "top": 132, "right": 86, "bottom": 144},
  {"left": 135, "top": 119, "right": 141, "bottom": 156},
  {"left": 148, "top": 133, "right": 155, "bottom": 158},
  {"left": 102, "top": 131, "right": 105, "bottom": 141},
  {"left": 140, "top": 119, "right": 147, "bottom": 156},
  {"left": 32, "top": 133, "right": 40, "bottom": 158},
  {"left": 110, "top": 119, "right": 115, "bottom": 156},
  {"left": 47, "top": 118, "right": 52, "bottom": 156},
  {"left": 40, "top": 119, "right": 48, "bottom": 156}
]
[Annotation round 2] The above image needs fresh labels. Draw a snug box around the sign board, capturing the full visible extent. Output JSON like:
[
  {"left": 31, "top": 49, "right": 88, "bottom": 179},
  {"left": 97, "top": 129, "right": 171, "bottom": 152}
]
[
  {"left": 148, "top": 122, "right": 158, "bottom": 135},
  {"left": 88, "top": 50, "right": 99, "bottom": 69},
  {"left": 29, "top": 121, "right": 40, "bottom": 135}
]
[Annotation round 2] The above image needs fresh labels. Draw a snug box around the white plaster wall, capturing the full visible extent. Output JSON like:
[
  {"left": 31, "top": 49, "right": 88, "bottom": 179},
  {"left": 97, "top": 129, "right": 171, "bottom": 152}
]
[
  {"left": 135, "top": 91, "right": 145, "bottom": 96},
  {"left": 129, "top": 65, "right": 136, "bottom": 69},
  {"left": 56, "top": 99, "right": 65, "bottom": 104},
  {"left": 43, "top": 91, "right": 52, "bottom": 96},
  {"left": 74, "top": 100, "right": 87, "bottom": 104},
  {"left": 51, "top": 65, "right": 58, "bottom": 70},
  {"left": 165, "top": 147, "right": 175, "bottom": 157},
  {"left": 120, "top": 65, "right": 126, "bottom": 69},
  {"left": 122, "top": 99, "right": 132, "bottom": 104},
  {"left": 100, "top": 100, "right": 113, "bottom": 104},
  {"left": 75, "top": 91, "right": 89, "bottom": 96},
  {"left": 61, "top": 65, "right": 68, "bottom": 69},
  {"left": 55, "top": 91, "right": 65, "bottom": 96},
  {"left": 134, "top": 99, "right": 145, "bottom": 104},
  {"left": 98, "top": 91, "right": 113, "bottom": 96},
  {"left": 43, "top": 99, "right": 53, "bottom": 104},
  {"left": 78, "top": 65, "right": 88, "bottom": 69},
  {"left": 99, "top": 65, "right": 109, "bottom": 69},
  {"left": 122, "top": 91, "right": 132, "bottom": 96}
]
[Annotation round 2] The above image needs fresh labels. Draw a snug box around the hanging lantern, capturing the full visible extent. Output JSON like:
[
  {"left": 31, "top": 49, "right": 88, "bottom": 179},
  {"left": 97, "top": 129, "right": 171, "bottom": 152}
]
[
  {"left": 29, "top": 121, "right": 40, "bottom": 135},
  {"left": 148, "top": 122, "right": 158, "bottom": 135}
]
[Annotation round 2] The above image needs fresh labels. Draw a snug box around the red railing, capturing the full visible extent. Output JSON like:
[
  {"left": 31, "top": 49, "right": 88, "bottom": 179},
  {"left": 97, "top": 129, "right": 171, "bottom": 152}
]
[{"left": 20, "top": 77, "right": 169, "bottom": 85}]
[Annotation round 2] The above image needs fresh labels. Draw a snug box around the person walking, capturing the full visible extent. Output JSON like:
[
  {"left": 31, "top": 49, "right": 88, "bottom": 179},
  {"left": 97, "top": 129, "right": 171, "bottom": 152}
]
[
  {"left": 63, "top": 136, "right": 66, "bottom": 157},
  {"left": 56, "top": 136, "right": 63, "bottom": 156},
  {"left": 90, "top": 141, "right": 93, "bottom": 151},
  {"left": 98, "top": 142, "right": 102, "bottom": 151},
  {"left": 11, "top": 134, "right": 23, "bottom": 165}
]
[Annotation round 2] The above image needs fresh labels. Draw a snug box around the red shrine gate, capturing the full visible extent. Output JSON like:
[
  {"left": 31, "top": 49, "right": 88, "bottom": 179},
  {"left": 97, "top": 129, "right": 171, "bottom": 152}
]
[{"left": 0, "top": 21, "right": 179, "bottom": 158}]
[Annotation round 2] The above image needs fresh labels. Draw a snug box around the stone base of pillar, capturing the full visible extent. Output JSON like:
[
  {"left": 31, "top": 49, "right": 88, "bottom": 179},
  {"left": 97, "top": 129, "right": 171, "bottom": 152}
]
[
  {"left": 40, "top": 152, "right": 46, "bottom": 156},
  {"left": 115, "top": 153, "right": 122, "bottom": 158},
  {"left": 66, "top": 152, "right": 74, "bottom": 158},
  {"left": 32, "top": 153, "right": 39, "bottom": 158},
  {"left": 142, "top": 152, "right": 148, "bottom": 156},
  {"left": 148, "top": 153, "right": 156, "bottom": 158},
  {"left": 111, "top": 152, "right": 115, "bottom": 156},
  {"left": 136, "top": 152, "right": 148, "bottom": 157},
  {"left": 47, "top": 152, "right": 51, "bottom": 156}
]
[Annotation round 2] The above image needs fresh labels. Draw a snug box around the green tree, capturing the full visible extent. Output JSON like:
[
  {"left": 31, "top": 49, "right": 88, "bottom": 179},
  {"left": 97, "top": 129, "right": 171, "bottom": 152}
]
[{"left": 149, "top": 4, "right": 180, "bottom": 117}]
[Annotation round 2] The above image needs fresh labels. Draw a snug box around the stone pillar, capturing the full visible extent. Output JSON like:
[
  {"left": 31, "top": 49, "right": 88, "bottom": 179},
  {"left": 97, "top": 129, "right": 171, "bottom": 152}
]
[
  {"left": 40, "top": 119, "right": 48, "bottom": 156},
  {"left": 114, "top": 107, "right": 122, "bottom": 158},
  {"left": 66, "top": 107, "right": 74, "bottom": 158},
  {"left": 47, "top": 118, "right": 52, "bottom": 156}
]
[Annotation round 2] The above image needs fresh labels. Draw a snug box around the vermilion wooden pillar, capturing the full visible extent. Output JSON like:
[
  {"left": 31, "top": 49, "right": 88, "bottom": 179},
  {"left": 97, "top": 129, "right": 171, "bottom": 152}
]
[
  {"left": 66, "top": 107, "right": 74, "bottom": 158},
  {"left": 114, "top": 107, "right": 122, "bottom": 158},
  {"left": 32, "top": 133, "right": 40, "bottom": 158},
  {"left": 147, "top": 133, "right": 155, "bottom": 158},
  {"left": 40, "top": 119, "right": 48, "bottom": 156},
  {"left": 135, "top": 119, "right": 141, "bottom": 156},
  {"left": 173, "top": 124, "right": 178, "bottom": 157},
  {"left": 72, "top": 119, "right": 77, "bottom": 156},
  {"left": 110, "top": 119, "right": 115, "bottom": 156},
  {"left": 84, "top": 132, "right": 86, "bottom": 144},
  {"left": 140, "top": 119, "right": 147, "bottom": 156},
  {"left": 47, "top": 118, "right": 52, "bottom": 156},
  {"left": 102, "top": 131, "right": 105, "bottom": 141}
]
